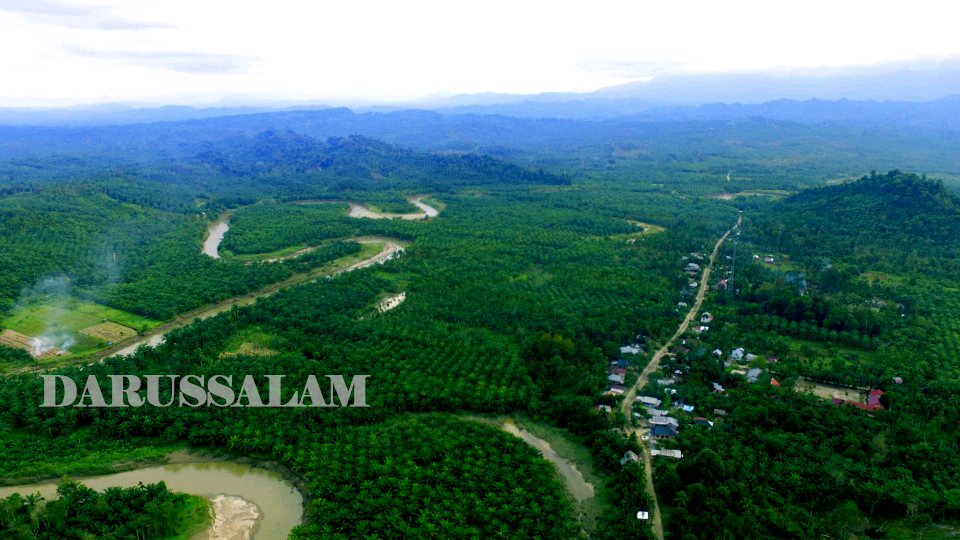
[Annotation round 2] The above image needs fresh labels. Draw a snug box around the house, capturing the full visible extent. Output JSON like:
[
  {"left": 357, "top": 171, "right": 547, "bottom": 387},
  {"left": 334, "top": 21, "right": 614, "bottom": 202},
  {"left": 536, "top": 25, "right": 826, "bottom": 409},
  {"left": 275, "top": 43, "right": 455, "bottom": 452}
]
[
  {"left": 650, "top": 416, "right": 679, "bottom": 427},
  {"left": 605, "top": 386, "right": 625, "bottom": 396},
  {"left": 681, "top": 404, "right": 695, "bottom": 413},
  {"left": 730, "top": 348, "right": 745, "bottom": 362},
  {"left": 694, "top": 417, "right": 714, "bottom": 428},
  {"left": 713, "top": 408, "right": 728, "bottom": 417},
  {"left": 637, "top": 510, "right": 650, "bottom": 520},
  {"left": 747, "top": 368, "right": 762, "bottom": 383},
  {"left": 652, "top": 425, "right": 679, "bottom": 440},
  {"left": 686, "top": 263, "right": 701, "bottom": 271},
  {"left": 694, "top": 325, "right": 709, "bottom": 333},
  {"left": 893, "top": 376, "right": 903, "bottom": 384},
  {"left": 613, "top": 368, "right": 628, "bottom": 376},
  {"left": 651, "top": 448, "right": 683, "bottom": 459},
  {"left": 764, "top": 256, "right": 775, "bottom": 263},
  {"left": 636, "top": 396, "right": 662, "bottom": 407},
  {"left": 766, "top": 355, "right": 778, "bottom": 364},
  {"left": 745, "top": 353, "right": 758, "bottom": 362},
  {"left": 689, "top": 281, "right": 699, "bottom": 288},
  {"left": 716, "top": 279, "right": 729, "bottom": 290},
  {"left": 646, "top": 407, "right": 668, "bottom": 416},
  {"left": 712, "top": 382, "right": 725, "bottom": 393},
  {"left": 677, "top": 301, "right": 689, "bottom": 308},
  {"left": 770, "top": 378, "right": 781, "bottom": 387},
  {"left": 596, "top": 405, "right": 612, "bottom": 413},
  {"left": 657, "top": 378, "right": 676, "bottom": 386},
  {"left": 615, "top": 359, "right": 630, "bottom": 368},
  {"left": 700, "top": 312, "right": 714, "bottom": 323},
  {"left": 620, "top": 450, "right": 640, "bottom": 465},
  {"left": 868, "top": 389, "right": 885, "bottom": 408},
  {"left": 712, "top": 349, "right": 723, "bottom": 357},
  {"left": 608, "top": 374, "right": 625, "bottom": 384},
  {"left": 831, "top": 396, "right": 884, "bottom": 412},
  {"left": 620, "top": 345, "right": 640, "bottom": 355}
]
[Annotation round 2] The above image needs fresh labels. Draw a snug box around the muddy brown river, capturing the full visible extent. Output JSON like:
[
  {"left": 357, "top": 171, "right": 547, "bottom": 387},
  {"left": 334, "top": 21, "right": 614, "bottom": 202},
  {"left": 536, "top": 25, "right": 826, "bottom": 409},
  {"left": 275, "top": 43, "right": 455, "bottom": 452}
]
[{"left": 0, "top": 462, "right": 301, "bottom": 539}]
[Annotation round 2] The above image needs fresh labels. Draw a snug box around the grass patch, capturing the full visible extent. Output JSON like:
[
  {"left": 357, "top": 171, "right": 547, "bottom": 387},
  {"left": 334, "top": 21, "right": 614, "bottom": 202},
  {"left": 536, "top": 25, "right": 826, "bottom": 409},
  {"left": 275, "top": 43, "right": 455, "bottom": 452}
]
[
  {"left": 219, "top": 328, "right": 280, "bottom": 358},
  {"left": 1, "top": 295, "right": 161, "bottom": 357},
  {"left": 162, "top": 493, "right": 213, "bottom": 540}
]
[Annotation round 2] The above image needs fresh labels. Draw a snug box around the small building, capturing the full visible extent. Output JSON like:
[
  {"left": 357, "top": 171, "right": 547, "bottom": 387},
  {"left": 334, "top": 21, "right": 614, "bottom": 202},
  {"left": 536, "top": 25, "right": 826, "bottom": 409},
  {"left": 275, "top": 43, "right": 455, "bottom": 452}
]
[
  {"left": 677, "top": 301, "right": 689, "bottom": 308},
  {"left": 694, "top": 325, "right": 709, "bottom": 333},
  {"left": 652, "top": 425, "right": 679, "bottom": 440},
  {"left": 770, "top": 378, "right": 781, "bottom": 387},
  {"left": 694, "top": 417, "right": 714, "bottom": 428},
  {"left": 893, "top": 376, "right": 903, "bottom": 384},
  {"left": 650, "top": 416, "right": 679, "bottom": 427},
  {"left": 596, "top": 405, "right": 612, "bottom": 413},
  {"left": 620, "top": 450, "right": 640, "bottom": 465},
  {"left": 700, "top": 312, "right": 714, "bottom": 323},
  {"left": 681, "top": 404, "right": 695, "bottom": 413},
  {"left": 608, "top": 374, "right": 625, "bottom": 384},
  {"left": 646, "top": 407, "right": 668, "bottom": 416},
  {"left": 764, "top": 256, "right": 775, "bottom": 263},
  {"left": 712, "top": 349, "right": 723, "bottom": 357},
  {"left": 712, "top": 382, "right": 725, "bottom": 393},
  {"left": 636, "top": 395, "right": 662, "bottom": 407},
  {"left": 637, "top": 510, "right": 650, "bottom": 520},
  {"left": 713, "top": 408, "right": 728, "bottom": 417},
  {"left": 615, "top": 359, "right": 630, "bottom": 368},
  {"left": 745, "top": 353, "right": 758, "bottom": 362},
  {"left": 868, "top": 389, "right": 885, "bottom": 408},
  {"left": 730, "top": 348, "right": 745, "bottom": 362},
  {"left": 651, "top": 448, "right": 683, "bottom": 459},
  {"left": 766, "top": 355, "right": 779, "bottom": 364},
  {"left": 657, "top": 378, "right": 676, "bottom": 386},
  {"left": 747, "top": 368, "right": 762, "bottom": 383},
  {"left": 620, "top": 345, "right": 640, "bottom": 355}
]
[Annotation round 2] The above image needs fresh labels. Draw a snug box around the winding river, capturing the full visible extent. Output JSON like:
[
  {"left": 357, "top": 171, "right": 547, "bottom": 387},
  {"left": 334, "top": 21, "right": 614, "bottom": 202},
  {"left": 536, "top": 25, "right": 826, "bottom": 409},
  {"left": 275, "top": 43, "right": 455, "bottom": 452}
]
[{"left": 0, "top": 461, "right": 302, "bottom": 540}]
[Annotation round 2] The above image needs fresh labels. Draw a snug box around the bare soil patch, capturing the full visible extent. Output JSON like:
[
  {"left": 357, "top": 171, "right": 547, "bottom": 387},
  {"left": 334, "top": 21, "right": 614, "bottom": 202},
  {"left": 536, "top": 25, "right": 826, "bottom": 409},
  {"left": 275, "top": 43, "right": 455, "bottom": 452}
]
[
  {"left": 0, "top": 329, "right": 65, "bottom": 359},
  {"left": 795, "top": 378, "right": 862, "bottom": 402}
]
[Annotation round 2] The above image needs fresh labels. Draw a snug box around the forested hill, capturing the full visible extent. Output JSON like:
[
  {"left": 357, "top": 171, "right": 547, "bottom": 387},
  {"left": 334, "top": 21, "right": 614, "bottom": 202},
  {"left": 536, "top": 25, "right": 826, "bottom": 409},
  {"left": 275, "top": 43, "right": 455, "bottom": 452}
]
[
  {"left": 193, "top": 131, "right": 567, "bottom": 189},
  {"left": 755, "top": 170, "right": 960, "bottom": 275},
  {"left": 0, "top": 130, "right": 567, "bottom": 204}
]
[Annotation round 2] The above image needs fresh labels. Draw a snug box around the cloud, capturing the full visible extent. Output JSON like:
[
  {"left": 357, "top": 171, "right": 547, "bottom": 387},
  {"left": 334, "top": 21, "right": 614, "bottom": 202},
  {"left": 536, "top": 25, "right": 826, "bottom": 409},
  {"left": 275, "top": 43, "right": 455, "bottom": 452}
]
[
  {"left": 64, "top": 45, "right": 258, "bottom": 74},
  {"left": 0, "top": 0, "right": 173, "bottom": 30},
  {"left": 577, "top": 59, "right": 689, "bottom": 78}
]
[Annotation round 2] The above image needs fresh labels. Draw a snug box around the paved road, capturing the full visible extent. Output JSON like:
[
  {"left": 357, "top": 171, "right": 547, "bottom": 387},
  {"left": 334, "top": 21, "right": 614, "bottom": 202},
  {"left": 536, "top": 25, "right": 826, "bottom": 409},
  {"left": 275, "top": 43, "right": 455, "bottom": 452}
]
[{"left": 619, "top": 214, "right": 741, "bottom": 540}]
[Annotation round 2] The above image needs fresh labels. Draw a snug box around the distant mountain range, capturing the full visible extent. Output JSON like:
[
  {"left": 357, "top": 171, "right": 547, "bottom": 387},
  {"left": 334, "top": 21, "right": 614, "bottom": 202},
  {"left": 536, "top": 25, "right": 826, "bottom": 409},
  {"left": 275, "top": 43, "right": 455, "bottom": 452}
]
[{"left": 5, "top": 59, "right": 960, "bottom": 126}]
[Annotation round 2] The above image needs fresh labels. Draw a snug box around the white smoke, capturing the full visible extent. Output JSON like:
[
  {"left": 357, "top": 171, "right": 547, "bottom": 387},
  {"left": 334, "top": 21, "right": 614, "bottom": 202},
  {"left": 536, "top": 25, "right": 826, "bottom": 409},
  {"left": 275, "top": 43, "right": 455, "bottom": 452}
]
[{"left": 17, "top": 276, "right": 77, "bottom": 357}]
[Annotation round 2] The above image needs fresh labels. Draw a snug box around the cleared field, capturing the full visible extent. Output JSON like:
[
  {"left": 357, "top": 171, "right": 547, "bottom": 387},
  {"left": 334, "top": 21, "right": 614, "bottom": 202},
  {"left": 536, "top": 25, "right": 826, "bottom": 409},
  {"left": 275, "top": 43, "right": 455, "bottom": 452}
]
[
  {"left": 0, "top": 329, "right": 65, "bottom": 359},
  {"left": 795, "top": 377, "right": 862, "bottom": 402},
  {"left": 79, "top": 321, "right": 137, "bottom": 343},
  {"left": 3, "top": 296, "right": 159, "bottom": 338}
]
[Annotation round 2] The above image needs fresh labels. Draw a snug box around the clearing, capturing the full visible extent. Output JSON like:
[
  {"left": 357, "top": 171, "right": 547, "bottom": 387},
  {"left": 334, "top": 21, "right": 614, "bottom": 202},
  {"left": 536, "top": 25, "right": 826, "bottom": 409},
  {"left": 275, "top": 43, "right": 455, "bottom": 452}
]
[{"left": 794, "top": 377, "right": 864, "bottom": 402}]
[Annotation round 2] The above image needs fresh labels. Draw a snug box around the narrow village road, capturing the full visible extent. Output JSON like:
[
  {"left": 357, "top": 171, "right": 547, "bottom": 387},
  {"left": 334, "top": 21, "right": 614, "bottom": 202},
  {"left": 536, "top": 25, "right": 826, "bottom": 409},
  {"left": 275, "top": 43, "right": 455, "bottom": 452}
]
[{"left": 619, "top": 213, "right": 741, "bottom": 540}]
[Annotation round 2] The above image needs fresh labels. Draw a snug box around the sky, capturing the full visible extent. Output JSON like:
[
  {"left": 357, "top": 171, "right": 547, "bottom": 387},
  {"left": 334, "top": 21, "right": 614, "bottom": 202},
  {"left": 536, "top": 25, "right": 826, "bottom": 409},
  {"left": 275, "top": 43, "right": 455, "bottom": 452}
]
[{"left": 1, "top": 0, "right": 959, "bottom": 107}]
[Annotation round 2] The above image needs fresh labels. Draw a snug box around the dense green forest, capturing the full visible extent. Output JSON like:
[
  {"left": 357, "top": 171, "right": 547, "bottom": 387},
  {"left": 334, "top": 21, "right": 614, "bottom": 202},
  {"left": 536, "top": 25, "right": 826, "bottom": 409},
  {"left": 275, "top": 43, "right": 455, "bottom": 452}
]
[{"left": 2, "top": 106, "right": 960, "bottom": 540}]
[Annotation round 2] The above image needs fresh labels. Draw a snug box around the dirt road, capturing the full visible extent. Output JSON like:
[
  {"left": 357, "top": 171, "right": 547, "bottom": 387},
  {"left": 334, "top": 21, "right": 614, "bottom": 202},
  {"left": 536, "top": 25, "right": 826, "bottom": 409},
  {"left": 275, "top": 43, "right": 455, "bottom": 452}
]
[
  {"left": 6, "top": 238, "right": 408, "bottom": 374},
  {"left": 619, "top": 214, "right": 741, "bottom": 540}
]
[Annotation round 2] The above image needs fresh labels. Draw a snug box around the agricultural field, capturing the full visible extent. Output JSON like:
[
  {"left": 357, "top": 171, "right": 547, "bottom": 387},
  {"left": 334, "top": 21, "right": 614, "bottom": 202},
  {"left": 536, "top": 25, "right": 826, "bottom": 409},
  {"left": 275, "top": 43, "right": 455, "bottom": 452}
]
[{"left": 1, "top": 295, "right": 160, "bottom": 357}]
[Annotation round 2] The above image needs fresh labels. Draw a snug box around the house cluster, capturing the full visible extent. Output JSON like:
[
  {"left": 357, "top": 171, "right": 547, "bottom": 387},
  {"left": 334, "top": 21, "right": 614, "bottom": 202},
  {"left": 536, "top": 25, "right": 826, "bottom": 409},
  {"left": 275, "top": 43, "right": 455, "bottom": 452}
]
[
  {"left": 604, "top": 357, "right": 632, "bottom": 396},
  {"left": 631, "top": 393, "right": 719, "bottom": 461},
  {"left": 831, "top": 389, "right": 885, "bottom": 412}
]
